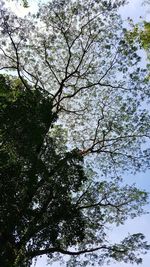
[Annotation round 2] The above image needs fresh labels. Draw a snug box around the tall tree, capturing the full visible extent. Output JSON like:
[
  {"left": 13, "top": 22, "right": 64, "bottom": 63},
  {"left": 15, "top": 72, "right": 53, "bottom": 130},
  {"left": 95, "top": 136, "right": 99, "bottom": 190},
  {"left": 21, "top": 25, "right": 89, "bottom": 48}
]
[
  {"left": 0, "top": 0, "right": 150, "bottom": 266},
  {"left": 0, "top": 74, "right": 149, "bottom": 267}
]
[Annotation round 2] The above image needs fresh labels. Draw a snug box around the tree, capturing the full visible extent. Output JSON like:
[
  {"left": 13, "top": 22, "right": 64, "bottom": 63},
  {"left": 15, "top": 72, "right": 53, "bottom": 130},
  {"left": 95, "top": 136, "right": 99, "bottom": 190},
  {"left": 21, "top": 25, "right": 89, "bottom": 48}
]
[
  {"left": 0, "top": 74, "right": 149, "bottom": 267},
  {"left": 0, "top": 0, "right": 150, "bottom": 266}
]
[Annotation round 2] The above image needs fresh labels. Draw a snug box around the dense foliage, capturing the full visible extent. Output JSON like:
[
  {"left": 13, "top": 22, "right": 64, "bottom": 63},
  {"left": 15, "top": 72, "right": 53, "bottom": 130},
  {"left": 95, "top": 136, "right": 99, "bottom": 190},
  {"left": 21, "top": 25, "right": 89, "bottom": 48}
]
[
  {"left": 0, "top": 75, "right": 87, "bottom": 266},
  {"left": 0, "top": 0, "right": 150, "bottom": 266}
]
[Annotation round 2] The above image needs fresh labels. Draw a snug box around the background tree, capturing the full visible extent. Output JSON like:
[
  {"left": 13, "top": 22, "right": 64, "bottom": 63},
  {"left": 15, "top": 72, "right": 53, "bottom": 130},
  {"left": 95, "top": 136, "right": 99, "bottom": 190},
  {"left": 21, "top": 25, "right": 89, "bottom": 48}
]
[
  {"left": 0, "top": 0, "right": 150, "bottom": 266},
  {"left": 125, "top": 20, "right": 150, "bottom": 79},
  {"left": 125, "top": 0, "right": 150, "bottom": 79}
]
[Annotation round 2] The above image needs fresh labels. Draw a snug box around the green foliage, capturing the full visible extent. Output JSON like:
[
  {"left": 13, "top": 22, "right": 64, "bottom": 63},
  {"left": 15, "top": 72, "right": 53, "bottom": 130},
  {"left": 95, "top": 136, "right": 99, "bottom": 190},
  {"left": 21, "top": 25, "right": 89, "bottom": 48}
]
[
  {"left": 126, "top": 21, "right": 150, "bottom": 50},
  {"left": 141, "top": 22, "right": 150, "bottom": 50},
  {"left": 125, "top": 20, "right": 150, "bottom": 79}
]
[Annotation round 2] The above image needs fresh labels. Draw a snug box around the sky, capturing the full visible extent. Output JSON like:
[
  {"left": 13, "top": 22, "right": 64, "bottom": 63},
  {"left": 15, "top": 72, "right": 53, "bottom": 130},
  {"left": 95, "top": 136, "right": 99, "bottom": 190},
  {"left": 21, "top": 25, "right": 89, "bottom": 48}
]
[{"left": 3, "top": 0, "right": 150, "bottom": 266}]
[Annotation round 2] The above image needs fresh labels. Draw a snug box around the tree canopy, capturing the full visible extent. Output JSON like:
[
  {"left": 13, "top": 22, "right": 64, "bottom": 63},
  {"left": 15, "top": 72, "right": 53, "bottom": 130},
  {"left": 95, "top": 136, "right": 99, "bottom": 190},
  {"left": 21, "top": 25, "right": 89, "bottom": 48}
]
[{"left": 0, "top": 0, "right": 150, "bottom": 266}]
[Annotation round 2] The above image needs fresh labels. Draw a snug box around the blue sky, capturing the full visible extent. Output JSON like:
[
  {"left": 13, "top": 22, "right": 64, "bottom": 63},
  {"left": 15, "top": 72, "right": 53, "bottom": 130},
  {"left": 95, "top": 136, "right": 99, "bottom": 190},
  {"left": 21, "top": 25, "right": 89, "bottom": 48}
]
[{"left": 4, "top": 0, "right": 150, "bottom": 266}]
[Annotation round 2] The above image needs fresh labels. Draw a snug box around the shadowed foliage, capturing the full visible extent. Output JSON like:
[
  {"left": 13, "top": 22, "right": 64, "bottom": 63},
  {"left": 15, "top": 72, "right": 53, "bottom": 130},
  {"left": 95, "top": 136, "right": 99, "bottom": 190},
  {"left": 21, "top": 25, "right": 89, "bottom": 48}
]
[{"left": 0, "top": 75, "right": 87, "bottom": 266}]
